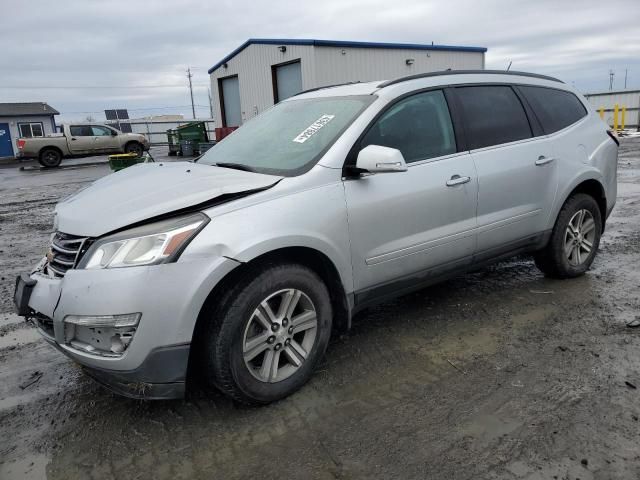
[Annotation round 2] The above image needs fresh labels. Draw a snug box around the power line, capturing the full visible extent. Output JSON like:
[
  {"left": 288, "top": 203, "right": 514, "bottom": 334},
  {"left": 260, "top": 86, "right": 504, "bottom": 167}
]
[{"left": 187, "top": 67, "right": 196, "bottom": 119}]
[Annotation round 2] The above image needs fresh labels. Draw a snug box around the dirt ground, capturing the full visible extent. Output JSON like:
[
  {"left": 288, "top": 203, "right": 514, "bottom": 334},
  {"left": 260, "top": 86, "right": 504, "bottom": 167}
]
[{"left": 1, "top": 140, "right": 639, "bottom": 480}]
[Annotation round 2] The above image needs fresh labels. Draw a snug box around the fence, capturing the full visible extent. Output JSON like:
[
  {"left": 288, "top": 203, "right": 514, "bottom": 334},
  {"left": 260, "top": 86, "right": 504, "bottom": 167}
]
[
  {"left": 113, "top": 119, "right": 217, "bottom": 145},
  {"left": 584, "top": 90, "right": 640, "bottom": 131}
]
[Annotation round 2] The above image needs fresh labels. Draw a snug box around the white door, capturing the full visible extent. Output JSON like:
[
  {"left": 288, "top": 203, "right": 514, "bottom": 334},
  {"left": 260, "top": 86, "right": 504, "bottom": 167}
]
[{"left": 220, "top": 76, "right": 242, "bottom": 127}]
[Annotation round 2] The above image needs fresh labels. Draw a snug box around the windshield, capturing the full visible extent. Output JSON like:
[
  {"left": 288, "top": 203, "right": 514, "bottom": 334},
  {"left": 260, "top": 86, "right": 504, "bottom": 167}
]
[{"left": 199, "top": 95, "right": 374, "bottom": 176}]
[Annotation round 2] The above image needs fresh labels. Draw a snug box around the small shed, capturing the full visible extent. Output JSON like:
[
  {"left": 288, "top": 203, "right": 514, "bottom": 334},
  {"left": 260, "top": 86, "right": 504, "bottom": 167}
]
[
  {"left": 208, "top": 38, "right": 487, "bottom": 127},
  {"left": 0, "top": 102, "right": 60, "bottom": 158}
]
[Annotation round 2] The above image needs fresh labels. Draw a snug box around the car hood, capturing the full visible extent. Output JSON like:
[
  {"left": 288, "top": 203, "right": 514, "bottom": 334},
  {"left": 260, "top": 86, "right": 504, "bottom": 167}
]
[{"left": 55, "top": 162, "right": 282, "bottom": 237}]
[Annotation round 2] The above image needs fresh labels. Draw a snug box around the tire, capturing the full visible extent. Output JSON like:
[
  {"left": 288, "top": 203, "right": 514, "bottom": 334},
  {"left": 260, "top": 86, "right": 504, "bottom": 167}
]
[
  {"left": 534, "top": 193, "right": 602, "bottom": 278},
  {"left": 38, "top": 148, "right": 62, "bottom": 168},
  {"left": 202, "top": 263, "right": 332, "bottom": 405},
  {"left": 124, "top": 142, "right": 143, "bottom": 157}
]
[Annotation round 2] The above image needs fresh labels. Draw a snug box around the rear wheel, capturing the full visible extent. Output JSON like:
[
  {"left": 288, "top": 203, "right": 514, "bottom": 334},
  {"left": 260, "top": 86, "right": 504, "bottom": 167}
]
[
  {"left": 202, "top": 263, "right": 332, "bottom": 405},
  {"left": 124, "top": 142, "right": 143, "bottom": 157},
  {"left": 38, "top": 148, "right": 62, "bottom": 168},
  {"left": 534, "top": 193, "right": 602, "bottom": 278}
]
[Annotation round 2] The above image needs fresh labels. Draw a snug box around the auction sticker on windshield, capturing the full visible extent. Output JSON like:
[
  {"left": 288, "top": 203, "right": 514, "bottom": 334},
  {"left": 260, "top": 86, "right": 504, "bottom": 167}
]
[{"left": 293, "top": 115, "right": 335, "bottom": 143}]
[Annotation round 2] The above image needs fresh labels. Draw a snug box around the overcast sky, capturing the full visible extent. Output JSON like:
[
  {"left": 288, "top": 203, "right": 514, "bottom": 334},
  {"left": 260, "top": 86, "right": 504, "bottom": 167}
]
[{"left": 1, "top": 0, "right": 638, "bottom": 123}]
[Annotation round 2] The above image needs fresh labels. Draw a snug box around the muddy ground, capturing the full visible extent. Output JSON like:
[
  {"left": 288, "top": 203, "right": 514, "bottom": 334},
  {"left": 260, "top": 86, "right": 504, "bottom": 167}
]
[{"left": 0, "top": 141, "right": 639, "bottom": 479}]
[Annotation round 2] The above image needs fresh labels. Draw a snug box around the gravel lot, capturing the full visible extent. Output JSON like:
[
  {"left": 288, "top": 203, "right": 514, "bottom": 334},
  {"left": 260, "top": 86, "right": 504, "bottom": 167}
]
[{"left": 1, "top": 140, "right": 639, "bottom": 480}]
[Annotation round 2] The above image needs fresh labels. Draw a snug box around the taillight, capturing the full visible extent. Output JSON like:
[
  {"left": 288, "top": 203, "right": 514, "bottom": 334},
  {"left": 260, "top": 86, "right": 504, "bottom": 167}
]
[
  {"left": 17, "top": 139, "right": 26, "bottom": 150},
  {"left": 607, "top": 129, "right": 619, "bottom": 147}
]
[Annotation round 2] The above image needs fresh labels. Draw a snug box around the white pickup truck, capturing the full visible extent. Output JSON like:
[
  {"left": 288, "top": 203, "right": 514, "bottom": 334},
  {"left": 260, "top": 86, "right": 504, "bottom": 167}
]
[{"left": 17, "top": 123, "right": 150, "bottom": 167}]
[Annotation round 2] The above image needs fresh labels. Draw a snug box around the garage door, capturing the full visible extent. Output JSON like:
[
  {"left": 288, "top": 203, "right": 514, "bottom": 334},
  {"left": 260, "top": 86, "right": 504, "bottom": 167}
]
[
  {"left": 220, "top": 76, "right": 242, "bottom": 127},
  {"left": 273, "top": 60, "right": 302, "bottom": 103}
]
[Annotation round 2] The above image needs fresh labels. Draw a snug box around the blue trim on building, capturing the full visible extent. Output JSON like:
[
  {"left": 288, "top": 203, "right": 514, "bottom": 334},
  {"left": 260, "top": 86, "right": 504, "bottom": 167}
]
[{"left": 208, "top": 38, "right": 488, "bottom": 74}]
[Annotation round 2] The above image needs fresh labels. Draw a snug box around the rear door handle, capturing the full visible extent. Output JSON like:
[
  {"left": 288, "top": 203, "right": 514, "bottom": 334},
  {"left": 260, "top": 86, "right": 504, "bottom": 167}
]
[
  {"left": 535, "top": 156, "right": 555, "bottom": 166},
  {"left": 446, "top": 175, "right": 471, "bottom": 187}
]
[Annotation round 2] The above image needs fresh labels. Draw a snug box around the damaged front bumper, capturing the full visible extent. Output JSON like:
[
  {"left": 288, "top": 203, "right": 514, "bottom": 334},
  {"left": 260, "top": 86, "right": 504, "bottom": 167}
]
[{"left": 14, "top": 255, "right": 239, "bottom": 399}]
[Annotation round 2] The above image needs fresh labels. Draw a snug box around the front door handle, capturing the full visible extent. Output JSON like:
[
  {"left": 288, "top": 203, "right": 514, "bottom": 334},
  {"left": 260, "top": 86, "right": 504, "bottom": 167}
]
[
  {"left": 535, "top": 155, "right": 555, "bottom": 166},
  {"left": 446, "top": 175, "right": 471, "bottom": 187}
]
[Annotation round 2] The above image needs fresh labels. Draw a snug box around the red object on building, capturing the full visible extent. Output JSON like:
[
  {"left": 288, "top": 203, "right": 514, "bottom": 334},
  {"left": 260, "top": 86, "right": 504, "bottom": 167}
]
[{"left": 215, "top": 127, "right": 238, "bottom": 142}]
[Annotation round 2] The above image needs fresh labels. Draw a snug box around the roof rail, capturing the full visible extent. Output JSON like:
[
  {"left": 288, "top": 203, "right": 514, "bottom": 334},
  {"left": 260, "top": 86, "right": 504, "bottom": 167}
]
[
  {"left": 293, "top": 81, "right": 363, "bottom": 97},
  {"left": 377, "top": 70, "right": 563, "bottom": 88}
]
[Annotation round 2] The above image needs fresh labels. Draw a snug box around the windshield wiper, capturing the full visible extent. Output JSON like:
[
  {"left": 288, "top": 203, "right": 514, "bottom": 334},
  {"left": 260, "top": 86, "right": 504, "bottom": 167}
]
[{"left": 214, "top": 162, "right": 256, "bottom": 172}]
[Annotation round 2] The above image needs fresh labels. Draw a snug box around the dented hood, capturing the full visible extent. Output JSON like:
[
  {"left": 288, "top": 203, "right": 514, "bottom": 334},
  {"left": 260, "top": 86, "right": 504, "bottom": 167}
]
[{"left": 55, "top": 162, "right": 282, "bottom": 237}]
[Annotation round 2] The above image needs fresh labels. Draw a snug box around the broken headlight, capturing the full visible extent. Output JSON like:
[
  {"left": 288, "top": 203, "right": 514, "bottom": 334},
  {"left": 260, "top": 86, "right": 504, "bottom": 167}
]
[{"left": 79, "top": 213, "right": 208, "bottom": 269}]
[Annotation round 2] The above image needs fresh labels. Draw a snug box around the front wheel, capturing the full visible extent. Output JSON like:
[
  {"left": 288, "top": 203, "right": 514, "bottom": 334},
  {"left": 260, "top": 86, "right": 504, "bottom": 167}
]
[
  {"left": 534, "top": 193, "right": 602, "bottom": 278},
  {"left": 202, "top": 263, "right": 332, "bottom": 405},
  {"left": 124, "top": 142, "right": 143, "bottom": 157}
]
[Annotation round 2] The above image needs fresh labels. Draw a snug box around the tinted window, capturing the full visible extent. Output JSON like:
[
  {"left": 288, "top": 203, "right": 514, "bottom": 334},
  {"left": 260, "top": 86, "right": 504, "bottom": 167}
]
[
  {"left": 69, "top": 126, "right": 92, "bottom": 136},
  {"left": 519, "top": 86, "right": 587, "bottom": 134},
  {"left": 455, "top": 86, "right": 532, "bottom": 150},
  {"left": 361, "top": 90, "right": 456, "bottom": 163}
]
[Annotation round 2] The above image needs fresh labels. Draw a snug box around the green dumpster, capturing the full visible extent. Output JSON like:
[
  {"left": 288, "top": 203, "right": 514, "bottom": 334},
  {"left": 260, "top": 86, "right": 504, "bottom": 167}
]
[
  {"left": 109, "top": 153, "right": 154, "bottom": 172},
  {"left": 175, "top": 122, "right": 209, "bottom": 155}
]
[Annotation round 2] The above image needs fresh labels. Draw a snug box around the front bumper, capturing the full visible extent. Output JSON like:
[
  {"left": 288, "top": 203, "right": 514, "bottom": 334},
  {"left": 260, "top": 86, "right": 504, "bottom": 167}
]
[{"left": 17, "top": 255, "right": 239, "bottom": 399}]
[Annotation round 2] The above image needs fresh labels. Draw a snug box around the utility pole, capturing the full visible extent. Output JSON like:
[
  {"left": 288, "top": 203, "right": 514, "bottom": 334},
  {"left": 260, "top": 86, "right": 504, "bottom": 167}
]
[
  {"left": 187, "top": 67, "right": 196, "bottom": 119},
  {"left": 609, "top": 70, "right": 615, "bottom": 91},
  {"left": 624, "top": 69, "right": 628, "bottom": 89},
  {"left": 208, "top": 88, "right": 214, "bottom": 118}
]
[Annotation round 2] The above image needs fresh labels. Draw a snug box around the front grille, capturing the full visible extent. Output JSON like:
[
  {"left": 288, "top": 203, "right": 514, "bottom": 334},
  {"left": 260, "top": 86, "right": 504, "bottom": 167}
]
[{"left": 45, "top": 232, "right": 90, "bottom": 277}]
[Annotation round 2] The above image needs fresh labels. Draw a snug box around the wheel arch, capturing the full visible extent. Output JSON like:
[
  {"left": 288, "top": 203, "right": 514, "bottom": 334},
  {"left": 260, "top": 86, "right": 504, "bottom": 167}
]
[
  {"left": 186, "top": 245, "right": 352, "bottom": 388},
  {"left": 553, "top": 175, "right": 608, "bottom": 232}
]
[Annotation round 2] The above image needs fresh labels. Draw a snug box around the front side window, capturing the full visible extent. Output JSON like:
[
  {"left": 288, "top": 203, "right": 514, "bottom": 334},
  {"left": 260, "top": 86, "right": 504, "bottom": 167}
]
[
  {"left": 519, "top": 86, "right": 587, "bottom": 134},
  {"left": 18, "top": 122, "right": 44, "bottom": 138},
  {"left": 360, "top": 90, "right": 457, "bottom": 163},
  {"left": 199, "top": 95, "right": 374, "bottom": 176},
  {"left": 455, "top": 85, "right": 532, "bottom": 150},
  {"left": 91, "top": 126, "right": 112, "bottom": 136}
]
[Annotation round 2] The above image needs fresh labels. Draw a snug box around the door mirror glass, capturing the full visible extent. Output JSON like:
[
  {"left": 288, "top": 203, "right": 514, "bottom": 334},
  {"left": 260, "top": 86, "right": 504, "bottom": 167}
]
[{"left": 355, "top": 145, "right": 408, "bottom": 173}]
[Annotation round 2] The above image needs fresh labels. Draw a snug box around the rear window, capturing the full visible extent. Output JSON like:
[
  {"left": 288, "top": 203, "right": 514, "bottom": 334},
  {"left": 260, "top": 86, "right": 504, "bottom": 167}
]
[
  {"left": 454, "top": 86, "right": 532, "bottom": 150},
  {"left": 519, "top": 86, "right": 587, "bottom": 134}
]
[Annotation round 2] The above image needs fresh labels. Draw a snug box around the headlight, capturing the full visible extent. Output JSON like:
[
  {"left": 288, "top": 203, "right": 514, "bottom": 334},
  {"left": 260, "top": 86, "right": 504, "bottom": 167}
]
[{"left": 79, "top": 213, "right": 208, "bottom": 269}]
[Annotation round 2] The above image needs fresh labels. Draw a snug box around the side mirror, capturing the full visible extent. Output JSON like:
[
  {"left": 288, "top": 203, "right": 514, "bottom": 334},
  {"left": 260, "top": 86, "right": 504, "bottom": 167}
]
[
  {"left": 111, "top": 130, "right": 118, "bottom": 136},
  {"left": 355, "top": 145, "right": 408, "bottom": 174}
]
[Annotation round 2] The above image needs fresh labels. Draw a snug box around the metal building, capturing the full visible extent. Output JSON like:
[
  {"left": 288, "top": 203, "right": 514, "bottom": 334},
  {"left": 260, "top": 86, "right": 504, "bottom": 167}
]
[
  {"left": 208, "top": 38, "right": 487, "bottom": 127},
  {"left": 584, "top": 89, "right": 640, "bottom": 130}
]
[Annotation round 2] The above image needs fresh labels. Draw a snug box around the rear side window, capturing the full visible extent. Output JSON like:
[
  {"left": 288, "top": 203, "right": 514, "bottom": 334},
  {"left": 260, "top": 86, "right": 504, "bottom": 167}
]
[
  {"left": 69, "top": 126, "right": 92, "bottom": 136},
  {"left": 519, "top": 86, "right": 587, "bottom": 134},
  {"left": 455, "top": 86, "right": 532, "bottom": 150},
  {"left": 361, "top": 89, "right": 457, "bottom": 163}
]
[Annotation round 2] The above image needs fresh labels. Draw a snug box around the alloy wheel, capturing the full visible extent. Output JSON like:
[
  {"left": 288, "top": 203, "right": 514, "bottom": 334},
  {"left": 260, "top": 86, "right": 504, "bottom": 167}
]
[
  {"left": 242, "top": 289, "right": 318, "bottom": 383},
  {"left": 564, "top": 209, "right": 596, "bottom": 266}
]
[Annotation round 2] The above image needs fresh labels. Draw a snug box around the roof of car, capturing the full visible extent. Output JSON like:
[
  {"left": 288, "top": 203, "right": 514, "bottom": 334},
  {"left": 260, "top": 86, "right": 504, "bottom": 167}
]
[{"left": 291, "top": 70, "right": 566, "bottom": 100}]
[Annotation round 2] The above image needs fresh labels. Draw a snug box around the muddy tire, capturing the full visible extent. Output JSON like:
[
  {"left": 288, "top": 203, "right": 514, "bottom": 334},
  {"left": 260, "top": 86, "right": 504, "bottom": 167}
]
[
  {"left": 38, "top": 148, "right": 62, "bottom": 168},
  {"left": 124, "top": 142, "right": 143, "bottom": 157},
  {"left": 202, "top": 263, "right": 332, "bottom": 405},
  {"left": 534, "top": 193, "right": 602, "bottom": 278}
]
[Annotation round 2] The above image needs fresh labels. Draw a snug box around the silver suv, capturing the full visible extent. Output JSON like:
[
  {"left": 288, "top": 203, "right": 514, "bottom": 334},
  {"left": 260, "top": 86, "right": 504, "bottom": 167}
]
[{"left": 14, "top": 71, "right": 618, "bottom": 404}]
